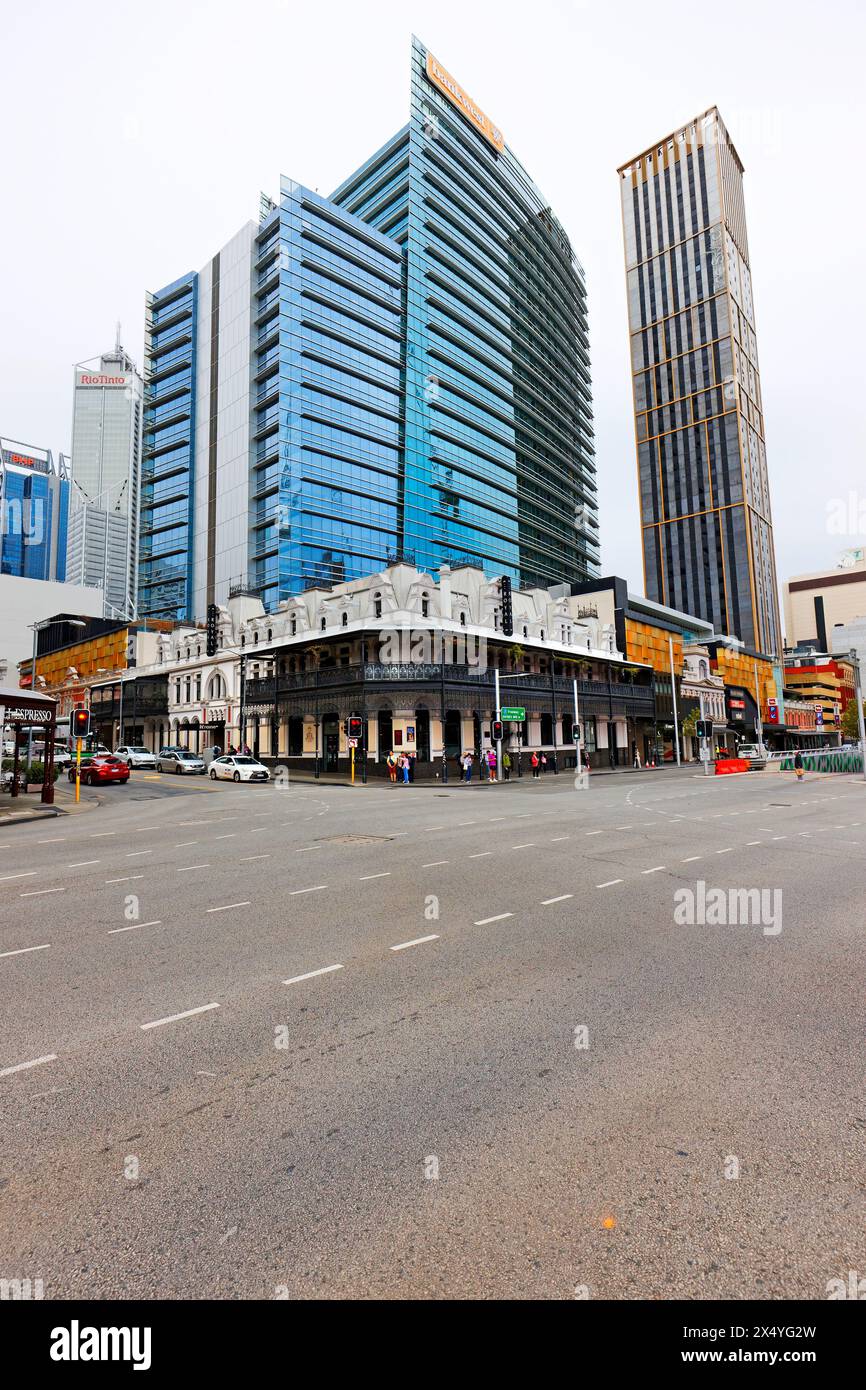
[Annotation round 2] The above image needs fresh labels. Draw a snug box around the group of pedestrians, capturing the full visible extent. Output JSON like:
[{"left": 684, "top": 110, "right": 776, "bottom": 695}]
[
  {"left": 386, "top": 750, "right": 415, "bottom": 784},
  {"left": 458, "top": 749, "right": 513, "bottom": 782},
  {"left": 530, "top": 751, "right": 549, "bottom": 778}
]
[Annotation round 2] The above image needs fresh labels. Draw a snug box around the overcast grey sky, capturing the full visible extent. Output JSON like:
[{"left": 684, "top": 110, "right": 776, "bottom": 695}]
[{"left": 2, "top": 0, "right": 864, "bottom": 599}]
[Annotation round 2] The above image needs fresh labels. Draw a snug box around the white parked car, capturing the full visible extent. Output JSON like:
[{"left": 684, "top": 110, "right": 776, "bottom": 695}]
[
  {"left": 115, "top": 745, "right": 157, "bottom": 769},
  {"left": 156, "top": 749, "right": 206, "bottom": 775},
  {"left": 209, "top": 754, "right": 270, "bottom": 783}
]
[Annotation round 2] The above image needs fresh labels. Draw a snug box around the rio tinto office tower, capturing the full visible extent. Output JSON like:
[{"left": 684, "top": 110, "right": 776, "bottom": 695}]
[{"left": 618, "top": 108, "right": 780, "bottom": 658}]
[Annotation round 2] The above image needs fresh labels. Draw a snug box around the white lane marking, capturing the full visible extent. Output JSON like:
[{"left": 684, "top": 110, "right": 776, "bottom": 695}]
[
  {"left": 682, "top": 855, "right": 702, "bottom": 862},
  {"left": 68, "top": 860, "right": 100, "bottom": 867},
  {"left": 746, "top": 840, "right": 763, "bottom": 845},
  {"left": 585, "top": 830, "right": 604, "bottom": 836},
  {"left": 360, "top": 872, "right": 392, "bottom": 880},
  {"left": 240, "top": 854, "right": 271, "bottom": 862},
  {"left": 20, "top": 887, "right": 64, "bottom": 897},
  {"left": 0, "top": 1053, "right": 57, "bottom": 1079},
  {"left": 174, "top": 841, "right": 199, "bottom": 848},
  {"left": 469, "top": 852, "right": 493, "bottom": 859},
  {"left": 596, "top": 879, "right": 624, "bottom": 888},
  {"left": 215, "top": 833, "right": 236, "bottom": 840},
  {"left": 0, "top": 943, "right": 50, "bottom": 958},
  {"left": 250, "top": 828, "right": 268, "bottom": 833},
  {"left": 423, "top": 825, "right": 445, "bottom": 831},
  {"left": 474, "top": 913, "right": 513, "bottom": 925},
  {"left": 758, "top": 828, "right": 774, "bottom": 833},
  {"left": 206, "top": 901, "right": 251, "bottom": 914},
  {"left": 126, "top": 850, "right": 153, "bottom": 858},
  {"left": 295, "top": 846, "right": 321, "bottom": 853},
  {"left": 550, "top": 836, "right": 570, "bottom": 842},
  {"left": 37, "top": 837, "right": 65, "bottom": 843},
  {"left": 512, "top": 843, "right": 535, "bottom": 849},
  {"left": 772, "top": 836, "right": 787, "bottom": 842},
  {"left": 90, "top": 832, "right": 117, "bottom": 838},
  {"left": 716, "top": 848, "right": 733, "bottom": 855},
  {"left": 177, "top": 864, "right": 211, "bottom": 872},
  {"left": 458, "top": 821, "right": 476, "bottom": 826},
  {"left": 134, "top": 826, "right": 160, "bottom": 832},
  {"left": 616, "top": 825, "right": 633, "bottom": 830},
  {"left": 642, "top": 866, "right": 666, "bottom": 874},
  {"left": 423, "top": 860, "right": 449, "bottom": 867},
  {"left": 542, "top": 894, "right": 573, "bottom": 904},
  {"left": 388, "top": 832, "right": 409, "bottom": 837},
  {"left": 141, "top": 1002, "right": 219, "bottom": 1030},
  {"left": 283, "top": 963, "right": 343, "bottom": 986},
  {"left": 0, "top": 871, "right": 37, "bottom": 882},
  {"left": 289, "top": 885, "right": 328, "bottom": 895},
  {"left": 489, "top": 817, "right": 507, "bottom": 822},
  {"left": 108, "top": 920, "right": 162, "bottom": 935},
  {"left": 390, "top": 934, "right": 439, "bottom": 952},
  {"left": 105, "top": 875, "right": 144, "bottom": 884}
]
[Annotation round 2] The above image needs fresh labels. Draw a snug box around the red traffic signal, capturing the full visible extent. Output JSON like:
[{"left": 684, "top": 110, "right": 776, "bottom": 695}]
[
  {"left": 492, "top": 720, "right": 504, "bottom": 741},
  {"left": 346, "top": 716, "right": 363, "bottom": 740},
  {"left": 71, "top": 707, "right": 91, "bottom": 739}
]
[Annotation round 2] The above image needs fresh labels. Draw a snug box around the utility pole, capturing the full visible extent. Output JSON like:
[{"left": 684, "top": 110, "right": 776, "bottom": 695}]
[
  {"left": 753, "top": 659, "right": 764, "bottom": 749},
  {"left": 668, "top": 635, "right": 681, "bottom": 767},
  {"left": 852, "top": 648, "right": 866, "bottom": 785},
  {"left": 494, "top": 665, "right": 502, "bottom": 784},
  {"left": 573, "top": 676, "right": 582, "bottom": 772}
]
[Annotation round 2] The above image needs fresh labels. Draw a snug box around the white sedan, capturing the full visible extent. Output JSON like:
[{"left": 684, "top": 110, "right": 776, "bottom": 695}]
[{"left": 209, "top": 754, "right": 270, "bottom": 783}]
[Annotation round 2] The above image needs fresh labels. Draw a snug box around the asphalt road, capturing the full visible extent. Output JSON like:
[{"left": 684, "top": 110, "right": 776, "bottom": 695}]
[{"left": 1, "top": 765, "right": 864, "bottom": 1299}]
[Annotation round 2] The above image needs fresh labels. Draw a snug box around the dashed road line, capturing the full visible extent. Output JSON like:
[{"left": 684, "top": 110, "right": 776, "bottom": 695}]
[
  {"left": 177, "top": 864, "right": 211, "bottom": 872},
  {"left": 512, "top": 843, "right": 535, "bottom": 850},
  {"left": 474, "top": 913, "right": 513, "bottom": 925},
  {"left": 542, "top": 894, "right": 573, "bottom": 905},
  {"left": 0, "top": 943, "right": 51, "bottom": 958},
  {"left": 105, "top": 875, "right": 144, "bottom": 884},
  {"left": 141, "top": 1003, "right": 219, "bottom": 1030},
  {"left": 206, "top": 901, "right": 251, "bottom": 914},
  {"left": 68, "top": 860, "right": 99, "bottom": 868},
  {"left": 468, "top": 852, "right": 492, "bottom": 859},
  {"left": 0, "top": 1054, "right": 57, "bottom": 1079},
  {"left": 0, "top": 872, "right": 37, "bottom": 882},
  {"left": 20, "top": 887, "right": 64, "bottom": 897},
  {"left": 423, "top": 860, "right": 448, "bottom": 867},
  {"left": 240, "top": 854, "right": 271, "bottom": 862},
  {"left": 360, "top": 872, "right": 392, "bottom": 880},
  {"left": 108, "top": 920, "right": 162, "bottom": 935},
  {"left": 390, "top": 934, "right": 439, "bottom": 952},
  {"left": 289, "top": 885, "right": 328, "bottom": 895},
  {"left": 596, "top": 879, "right": 624, "bottom": 888},
  {"left": 283, "top": 964, "right": 343, "bottom": 986},
  {"left": 642, "top": 866, "right": 666, "bottom": 874}
]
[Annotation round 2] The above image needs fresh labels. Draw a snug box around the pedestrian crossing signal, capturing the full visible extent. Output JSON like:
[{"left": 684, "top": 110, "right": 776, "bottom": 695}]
[
  {"left": 346, "top": 716, "right": 363, "bottom": 740},
  {"left": 572, "top": 723, "right": 581, "bottom": 743},
  {"left": 492, "top": 720, "right": 504, "bottom": 741}
]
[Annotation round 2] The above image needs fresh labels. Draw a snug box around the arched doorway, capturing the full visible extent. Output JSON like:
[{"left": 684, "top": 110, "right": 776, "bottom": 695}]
[
  {"left": 377, "top": 710, "right": 393, "bottom": 761},
  {"left": 444, "top": 710, "right": 461, "bottom": 759},
  {"left": 415, "top": 707, "right": 430, "bottom": 762},
  {"left": 322, "top": 712, "right": 340, "bottom": 771}
]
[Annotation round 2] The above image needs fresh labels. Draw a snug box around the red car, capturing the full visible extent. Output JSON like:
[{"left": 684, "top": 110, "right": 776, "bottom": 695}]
[{"left": 67, "top": 755, "right": 130, "bottom": 786}]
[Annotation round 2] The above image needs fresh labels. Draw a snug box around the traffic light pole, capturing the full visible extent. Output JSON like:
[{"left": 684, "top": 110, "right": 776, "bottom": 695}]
[{"left": 494, "top": 666, "right": 502, "bottom": 784}]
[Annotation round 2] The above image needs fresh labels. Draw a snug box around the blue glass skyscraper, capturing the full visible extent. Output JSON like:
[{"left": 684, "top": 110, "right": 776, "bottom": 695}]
[{"left": 139, "top": 39, "right": 597, "bottom": 621}]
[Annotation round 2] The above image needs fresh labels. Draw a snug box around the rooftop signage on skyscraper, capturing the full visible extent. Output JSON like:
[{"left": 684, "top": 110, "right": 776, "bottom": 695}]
[{"left": 425, "top": 51, "right": 504, "bottom": 153}]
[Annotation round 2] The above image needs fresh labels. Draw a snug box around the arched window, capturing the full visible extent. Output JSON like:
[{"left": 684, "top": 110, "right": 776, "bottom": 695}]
[
  {"left": 374, "top": 593, "right": 382, "bottom": 619},
  {"left": 421, "top": 594, "right": 429, "bottom": 618},
  {"left": 291, "top": 617, "right": 297, "bottom": 636},
  {"left": 206, "top": 672, "right": 226, "bottom": 701},
  {"left": 699, "top": 659, "right": 709, "bottom": 679}
]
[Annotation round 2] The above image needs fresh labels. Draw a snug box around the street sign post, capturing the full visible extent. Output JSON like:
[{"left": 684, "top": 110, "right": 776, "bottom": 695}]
[{"left": 500, "top": 706, "right": 525, "bottom": 722}]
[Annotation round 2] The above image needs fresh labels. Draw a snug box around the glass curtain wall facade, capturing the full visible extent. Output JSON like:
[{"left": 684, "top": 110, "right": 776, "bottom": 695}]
[
  {"left": 140, "top": 273, "right": 198, "bottom": 621},
  {"left": 331, "top": 36, "right": 598, "bottom": 587},
  {"left": 619, "top": 107, "right": 780, "bottom": 656},
  {"left": 0, "top": 443, "right": 69, "bottom": 581},
  {"left": 251, "top": 181, "right": 403, "bottom": 606}
]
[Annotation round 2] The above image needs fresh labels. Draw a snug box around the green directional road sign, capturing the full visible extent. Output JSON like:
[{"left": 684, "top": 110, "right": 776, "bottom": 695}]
[{"left": 500, "top": 706, "right": 525, "bottom": 722}]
